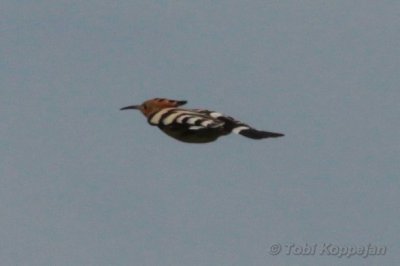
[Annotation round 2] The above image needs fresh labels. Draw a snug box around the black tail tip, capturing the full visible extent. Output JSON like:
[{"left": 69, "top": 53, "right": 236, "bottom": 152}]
[
  {"left": 268, "top": 132, "right": 284, "bottom": 138},
  {"left": 240, "top": 129, "right": 284, "bottom": 139},
  {"left": 176, "top": 100, "right": 187, "bottom": 106}
]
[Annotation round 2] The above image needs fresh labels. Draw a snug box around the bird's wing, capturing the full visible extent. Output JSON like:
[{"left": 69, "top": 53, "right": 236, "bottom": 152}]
[{"left": 155, "top": 109, "right": 225, "bottom": 131}]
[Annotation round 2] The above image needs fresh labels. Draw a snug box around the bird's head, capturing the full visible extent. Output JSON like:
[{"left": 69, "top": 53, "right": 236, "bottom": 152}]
[{"left": 120, "top": 98, "right": 187, "bottom": 117}]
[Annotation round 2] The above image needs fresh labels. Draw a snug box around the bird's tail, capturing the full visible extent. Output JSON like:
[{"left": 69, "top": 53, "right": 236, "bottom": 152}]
[
  {"left": 216, "top": 115, "right": 284, "bottom": 139},
  {"left": 235, "top": 127, "right": 284, "bottom": 139}
]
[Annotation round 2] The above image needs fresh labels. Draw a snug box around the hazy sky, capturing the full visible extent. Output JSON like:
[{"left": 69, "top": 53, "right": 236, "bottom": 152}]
[{"left": 2, "top": 1, "right": 399, "bottom": 265}]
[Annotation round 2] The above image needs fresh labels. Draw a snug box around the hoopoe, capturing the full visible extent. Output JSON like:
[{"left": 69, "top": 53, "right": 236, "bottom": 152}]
[{"left": 120, "top": 98, "right": 284, "bottom": 143}]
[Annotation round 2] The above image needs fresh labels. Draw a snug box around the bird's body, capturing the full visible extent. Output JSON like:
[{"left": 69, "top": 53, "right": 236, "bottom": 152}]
[{"left": 121, "top": 98, "right": 284, "bottom": 143}]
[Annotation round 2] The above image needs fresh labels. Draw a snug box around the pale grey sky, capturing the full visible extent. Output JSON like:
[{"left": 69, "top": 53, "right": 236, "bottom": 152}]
[{"left": 1, "top": 1, "right": 399, "bottom": 265}]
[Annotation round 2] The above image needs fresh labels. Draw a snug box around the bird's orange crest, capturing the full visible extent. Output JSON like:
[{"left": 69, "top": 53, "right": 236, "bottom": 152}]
[{"left": 120, "top": 98, "right": 187, "bottom": 117}]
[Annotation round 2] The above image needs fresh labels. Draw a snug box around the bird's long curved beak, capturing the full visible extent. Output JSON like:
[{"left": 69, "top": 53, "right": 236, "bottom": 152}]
[{"left": 120, "top": 105, "right": 140, "bottom": 111}]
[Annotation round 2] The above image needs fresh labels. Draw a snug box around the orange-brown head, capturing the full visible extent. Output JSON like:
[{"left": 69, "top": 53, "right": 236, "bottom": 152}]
[{"left": 120, "top": 98, "right": 187, "bottom": 117}]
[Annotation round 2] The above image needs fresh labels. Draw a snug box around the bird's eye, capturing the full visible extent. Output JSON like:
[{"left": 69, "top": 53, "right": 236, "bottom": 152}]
[{"left": 143, "top": 104, "right": 148, "bottom": 110}]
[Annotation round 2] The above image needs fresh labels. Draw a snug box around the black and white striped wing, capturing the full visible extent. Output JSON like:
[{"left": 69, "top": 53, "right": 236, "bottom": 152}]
[{"left": 148, "top": 108, "right": 224, "bottom": 131}]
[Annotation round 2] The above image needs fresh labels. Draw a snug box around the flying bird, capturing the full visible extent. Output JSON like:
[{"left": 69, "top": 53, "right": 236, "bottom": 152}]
[{"left": 120, "top": 98, "right": 284, "bottom": 143}]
